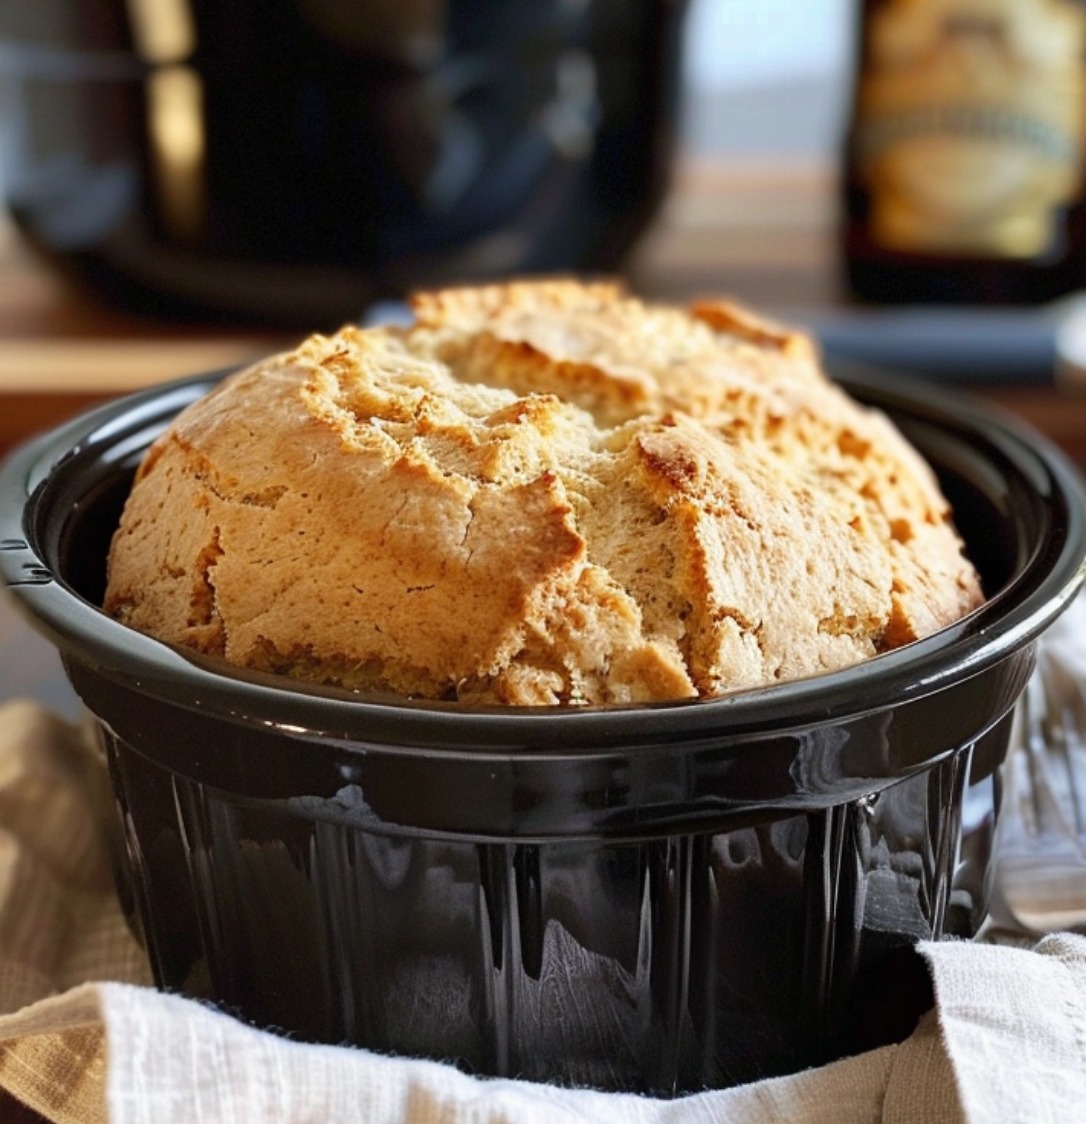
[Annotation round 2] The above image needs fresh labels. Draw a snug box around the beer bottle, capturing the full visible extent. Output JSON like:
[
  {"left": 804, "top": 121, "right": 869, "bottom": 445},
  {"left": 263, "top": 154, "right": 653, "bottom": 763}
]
[{"left": 841, "top": 0, "right": 1086, "bottom": 304}]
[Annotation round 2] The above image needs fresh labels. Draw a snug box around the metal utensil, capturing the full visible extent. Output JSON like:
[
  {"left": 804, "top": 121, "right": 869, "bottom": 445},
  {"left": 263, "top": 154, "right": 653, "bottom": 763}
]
[{"left": 991, "top": 595, "right": 1086, "bottom": 934}]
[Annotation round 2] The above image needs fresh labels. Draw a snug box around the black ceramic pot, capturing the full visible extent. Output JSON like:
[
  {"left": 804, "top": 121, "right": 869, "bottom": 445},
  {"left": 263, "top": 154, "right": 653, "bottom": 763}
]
[{"left": 2, "top": 366, "right": 1084, "bottom": 1094}]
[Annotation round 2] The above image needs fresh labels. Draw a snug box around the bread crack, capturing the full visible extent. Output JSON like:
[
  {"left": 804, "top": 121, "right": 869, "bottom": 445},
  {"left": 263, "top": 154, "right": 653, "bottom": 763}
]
[{"left": 186, "top": 526, "right": 226, "bottom": 654}]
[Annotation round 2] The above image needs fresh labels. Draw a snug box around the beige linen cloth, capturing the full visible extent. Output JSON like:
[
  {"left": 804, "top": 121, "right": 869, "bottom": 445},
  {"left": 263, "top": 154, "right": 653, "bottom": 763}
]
[{"left": 2, "top": 699, "right": 1086, "bottom": 1124}]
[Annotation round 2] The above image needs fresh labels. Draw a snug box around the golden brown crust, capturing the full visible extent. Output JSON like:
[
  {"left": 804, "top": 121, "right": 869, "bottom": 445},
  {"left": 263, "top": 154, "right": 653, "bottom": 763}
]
[{"left": 104, "top": 282, "right": 985, "bottom": 705}]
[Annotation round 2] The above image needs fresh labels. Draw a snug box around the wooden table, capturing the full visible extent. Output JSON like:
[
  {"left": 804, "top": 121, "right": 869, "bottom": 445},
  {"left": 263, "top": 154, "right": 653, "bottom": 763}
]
[{"left": 3, "top": 155, "right": 1086, "bottom": 718}]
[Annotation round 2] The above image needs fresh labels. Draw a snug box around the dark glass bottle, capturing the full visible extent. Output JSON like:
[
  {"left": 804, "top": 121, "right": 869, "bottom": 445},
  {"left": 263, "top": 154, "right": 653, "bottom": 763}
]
[
  {"left": 0, "top": 1, "right": 688, "bottom": 328},
  {"left": 841, "top": 0, "right": 1086, "bottom": 304}
]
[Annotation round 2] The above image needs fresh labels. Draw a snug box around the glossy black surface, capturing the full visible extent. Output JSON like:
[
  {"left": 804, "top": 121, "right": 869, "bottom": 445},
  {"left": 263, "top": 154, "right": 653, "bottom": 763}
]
[
  {"left": 2, "top": 368, "right": 1085, "bottom": 1092},
  {"left": 0, "top": 2, "right": 686, "bottom": 326}
]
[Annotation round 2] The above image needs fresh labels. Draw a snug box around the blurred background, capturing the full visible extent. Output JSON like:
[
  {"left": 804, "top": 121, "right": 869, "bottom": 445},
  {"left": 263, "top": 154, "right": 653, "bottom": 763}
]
[
  {"left": 1, "top": 0, "right": 1085, "bottom": 401},
  {"left": 0, "top": 0, "right": 852, "bottom": 329},
  {"left": 682, "top": 0, "right": 850, "bottom": 159}
]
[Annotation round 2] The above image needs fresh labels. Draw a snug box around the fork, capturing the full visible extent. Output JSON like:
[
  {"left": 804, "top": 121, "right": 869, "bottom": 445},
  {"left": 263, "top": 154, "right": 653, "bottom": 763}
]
[{"left": 990, "top": 594, "right": 1086, "bottom": 935}]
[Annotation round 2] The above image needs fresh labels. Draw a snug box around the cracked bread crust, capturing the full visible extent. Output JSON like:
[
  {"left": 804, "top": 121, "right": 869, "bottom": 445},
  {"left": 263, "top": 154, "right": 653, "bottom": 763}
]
[{"left": 103, "top": 281, "right": 985, "bottom": 705}]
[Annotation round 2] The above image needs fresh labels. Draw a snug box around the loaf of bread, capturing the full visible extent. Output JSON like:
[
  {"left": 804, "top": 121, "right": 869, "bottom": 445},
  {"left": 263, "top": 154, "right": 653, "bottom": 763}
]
[{"left": 104, "top": 281, "right": 984, "bottom": 705}]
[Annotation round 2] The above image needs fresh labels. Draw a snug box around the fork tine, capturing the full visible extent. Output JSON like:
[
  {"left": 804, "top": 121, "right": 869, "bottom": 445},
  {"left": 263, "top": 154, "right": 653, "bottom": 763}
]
[
  {"left": 1040, "top": 646, "right": 1086, "bottom": 849},
  {"left": 993, "top": 596, "right": 1086, "bottom": 934}
]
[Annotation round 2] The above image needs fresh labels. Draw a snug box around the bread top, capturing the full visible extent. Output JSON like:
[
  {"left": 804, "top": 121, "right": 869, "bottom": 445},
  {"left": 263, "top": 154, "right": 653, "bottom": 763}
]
[{"left": 103, "top": 280, "right": 985, "bottom": 706}]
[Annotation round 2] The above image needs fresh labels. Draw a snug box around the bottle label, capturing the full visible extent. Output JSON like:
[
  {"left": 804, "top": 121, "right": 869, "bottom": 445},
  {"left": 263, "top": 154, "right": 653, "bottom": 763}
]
[{"left": 855, "top": 0, "right": 1086, "bottom": 257}]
